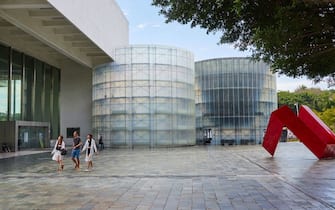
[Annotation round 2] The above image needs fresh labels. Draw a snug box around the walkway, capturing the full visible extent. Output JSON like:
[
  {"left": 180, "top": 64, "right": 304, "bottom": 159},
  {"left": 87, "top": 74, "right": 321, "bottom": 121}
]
[{"left": 0, "top": 142, "right": 335, "bottom": 210}]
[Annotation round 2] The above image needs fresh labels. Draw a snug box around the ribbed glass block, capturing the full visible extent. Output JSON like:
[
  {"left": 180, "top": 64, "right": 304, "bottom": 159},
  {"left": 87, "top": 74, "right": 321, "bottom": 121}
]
[{"left": 195, "top": 58, "right": 277, "bottom": 145}]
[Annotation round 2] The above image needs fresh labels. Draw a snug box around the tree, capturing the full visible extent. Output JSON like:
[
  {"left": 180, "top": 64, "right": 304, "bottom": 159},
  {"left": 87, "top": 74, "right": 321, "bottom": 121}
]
[
  {"left": 277, "top": 91, "right": 298, "bottom": 109},
  {"left": 318, "top": 108, "right": 335, "bottom": 131},
  {"left": 152, "top": 0, "right": 335, "bottom": 82},
  {"left": 278, "top": 88, "right": 335, "bottom": 111}
]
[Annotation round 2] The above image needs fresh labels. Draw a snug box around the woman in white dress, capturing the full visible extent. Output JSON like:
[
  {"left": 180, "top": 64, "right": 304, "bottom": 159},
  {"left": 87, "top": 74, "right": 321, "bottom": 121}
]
[
  {"left": 81, "top": 134, "right": 98, "bottom": 171},
  {"left": 51, "top": 135, "right": 66, "bottom": 171}
]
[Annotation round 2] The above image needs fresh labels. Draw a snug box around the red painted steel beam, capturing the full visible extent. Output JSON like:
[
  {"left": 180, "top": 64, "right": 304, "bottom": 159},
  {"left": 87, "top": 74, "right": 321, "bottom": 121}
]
[
  {"left": 298, "top": 105, "right": 335, "bottom": 158},
  {"left": 262, "top": 105, "right": 335, "bottom": 159}
]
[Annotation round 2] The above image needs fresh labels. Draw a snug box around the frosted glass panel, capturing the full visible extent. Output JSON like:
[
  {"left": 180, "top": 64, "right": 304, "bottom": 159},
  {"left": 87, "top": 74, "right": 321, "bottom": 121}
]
[{"left": 93, "top": 45, "right": 195, "bottom": 148}]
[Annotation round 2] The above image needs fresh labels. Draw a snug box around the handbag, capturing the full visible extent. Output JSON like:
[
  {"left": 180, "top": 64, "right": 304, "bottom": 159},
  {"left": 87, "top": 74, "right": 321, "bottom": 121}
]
[{"left": 61, "top": 148, "right": 67, "bottom": 155}]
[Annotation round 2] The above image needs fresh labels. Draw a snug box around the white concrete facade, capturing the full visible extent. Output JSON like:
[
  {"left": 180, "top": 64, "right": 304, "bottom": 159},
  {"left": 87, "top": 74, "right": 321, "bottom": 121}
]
[
  {"left": 0, "top": 0, "right": 129, "bottom": 143},
  {"left": 59, "top": 59, "right": 92, "bottom": 143},
  {"left": 47, "top": 0, "right": 129, "bottom": 142},
  {"left": 48, "top": 0, "right": 129, "bottom": 58}
]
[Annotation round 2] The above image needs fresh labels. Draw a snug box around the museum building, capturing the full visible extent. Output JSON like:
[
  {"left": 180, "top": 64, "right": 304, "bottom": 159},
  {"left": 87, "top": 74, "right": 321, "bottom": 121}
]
[
  {"left": 0, "top": 0, "right": 128, "bottom": 151},
  {"left": 0, "top": 0, "right": 277, "bottom": 151},
  {"left": 195, "top": 58, "right": 277, "bottom": 145}
]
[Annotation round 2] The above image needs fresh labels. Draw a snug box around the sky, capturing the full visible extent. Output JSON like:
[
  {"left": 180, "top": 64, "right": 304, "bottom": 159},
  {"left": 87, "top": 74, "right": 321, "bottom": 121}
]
[{"left": 115, "top": 0, "right": 331, "bottom": 92}]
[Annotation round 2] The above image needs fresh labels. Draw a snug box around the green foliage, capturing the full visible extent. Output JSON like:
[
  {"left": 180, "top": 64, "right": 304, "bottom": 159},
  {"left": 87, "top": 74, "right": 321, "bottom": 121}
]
[
  {"left": 318, "top": 108, "right": 335, "bottom": 131},
  {"left": 152, "top": 0, "right": 335, "bottom": 81}
]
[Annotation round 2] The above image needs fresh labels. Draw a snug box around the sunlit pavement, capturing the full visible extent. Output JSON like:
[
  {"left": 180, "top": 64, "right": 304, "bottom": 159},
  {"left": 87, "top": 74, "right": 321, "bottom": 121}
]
[{"left": 1, "top": 142, "right": 335, "bottom": 210}]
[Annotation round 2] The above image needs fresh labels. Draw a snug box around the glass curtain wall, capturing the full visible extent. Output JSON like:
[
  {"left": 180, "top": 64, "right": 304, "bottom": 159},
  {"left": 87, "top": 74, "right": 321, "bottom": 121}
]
[
  {"left": 93, "top": 45, "right": 195, "bottom": 148},
  {"left": 195, "top": 58, "right": 277, "bottom": 145},
  {"left": 0, "top": 45, "right": 9, "bottom": 121},
  {"left": 11, "top": 50, "right": 22, "bottom": 120},
  {"left": 0, "top": 43, "right": 60, "bottom": 139}
]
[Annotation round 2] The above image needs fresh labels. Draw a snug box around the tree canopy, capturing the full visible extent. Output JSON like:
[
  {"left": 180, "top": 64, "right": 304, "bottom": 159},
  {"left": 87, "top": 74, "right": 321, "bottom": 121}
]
[{"left": 152, "top": 0, "right": 335, "bottom": 82}]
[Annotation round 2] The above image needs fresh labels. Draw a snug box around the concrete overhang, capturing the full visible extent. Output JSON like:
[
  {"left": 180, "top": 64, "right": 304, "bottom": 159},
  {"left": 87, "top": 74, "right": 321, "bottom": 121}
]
[{"left": 0, "top": 0, "right": 113, "bottom": 69}]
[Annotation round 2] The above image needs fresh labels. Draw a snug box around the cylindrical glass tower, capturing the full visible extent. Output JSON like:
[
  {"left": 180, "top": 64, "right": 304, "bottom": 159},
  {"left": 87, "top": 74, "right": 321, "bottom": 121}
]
[
  {"left": 195, "top": 58, "right": 277, "bottom": 145},
  {"left": 92, "top": 45, "right": 195, "bottom": 148}
]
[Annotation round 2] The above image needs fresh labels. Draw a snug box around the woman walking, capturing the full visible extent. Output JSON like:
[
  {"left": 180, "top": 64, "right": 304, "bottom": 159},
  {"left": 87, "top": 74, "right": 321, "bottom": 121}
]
[
  {"left": 81, "top": 134, "right": 98, "bottom": 171},
  {"left": 51, "top": 135, "right": 66, "bottom": 171}
]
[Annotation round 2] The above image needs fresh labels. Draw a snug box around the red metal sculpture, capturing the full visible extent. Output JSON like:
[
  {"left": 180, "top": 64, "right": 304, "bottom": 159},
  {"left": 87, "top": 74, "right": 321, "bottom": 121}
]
[{"left": 263, "top": 105, "right": 335, "bottom": 159}]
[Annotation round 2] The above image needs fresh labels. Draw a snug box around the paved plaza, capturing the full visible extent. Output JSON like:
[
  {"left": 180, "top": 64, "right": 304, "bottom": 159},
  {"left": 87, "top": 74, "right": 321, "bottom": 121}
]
[{"left": 1, "top": 142, "right": 335, "bottom": 210}]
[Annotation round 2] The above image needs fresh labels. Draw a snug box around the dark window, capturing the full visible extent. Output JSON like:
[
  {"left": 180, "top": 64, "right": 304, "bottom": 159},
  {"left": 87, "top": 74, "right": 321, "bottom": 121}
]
[{"left": 67, "top": 127, "right": 80, "bottom": 138}]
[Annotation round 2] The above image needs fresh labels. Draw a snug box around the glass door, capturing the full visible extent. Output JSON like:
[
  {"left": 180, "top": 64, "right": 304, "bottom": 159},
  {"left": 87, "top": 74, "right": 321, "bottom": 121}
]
[{"left": 18, "top": 126, "right": 48, "bottom": 150}]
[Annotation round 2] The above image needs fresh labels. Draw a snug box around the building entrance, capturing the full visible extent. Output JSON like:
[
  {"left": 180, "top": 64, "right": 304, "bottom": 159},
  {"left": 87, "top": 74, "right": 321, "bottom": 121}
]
[
  {"left": 18, "top": 126, "right": 49, "bottom": 150},
  {"left": 0, "top": 121, "right": 49, "bottom": 152}
]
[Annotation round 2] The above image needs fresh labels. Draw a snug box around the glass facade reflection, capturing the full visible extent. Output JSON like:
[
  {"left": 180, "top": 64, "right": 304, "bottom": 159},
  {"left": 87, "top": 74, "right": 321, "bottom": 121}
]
[
  {"left": 93, "top": 45, "right": 195, "bottom": 148},
  {"left": 195, "top": 58, "right": 277, "bottom": 145},
  {"left": 0, "top": 43, "right": 60, "bottom": 140}
]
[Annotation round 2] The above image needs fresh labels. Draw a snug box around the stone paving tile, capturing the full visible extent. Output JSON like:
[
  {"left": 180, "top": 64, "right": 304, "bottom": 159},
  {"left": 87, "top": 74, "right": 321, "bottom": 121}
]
[{"left": 1, "top": 143, "right": 335, "bottom": 209}]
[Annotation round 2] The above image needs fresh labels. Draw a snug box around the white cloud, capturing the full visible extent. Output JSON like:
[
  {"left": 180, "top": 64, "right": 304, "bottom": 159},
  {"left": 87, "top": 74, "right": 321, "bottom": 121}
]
[
  {"left": 136, "top": 23, "right": 161, "bottom": 29},
  {"left": 137, "top": 23, "right": 146, "bottom": 29}
]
